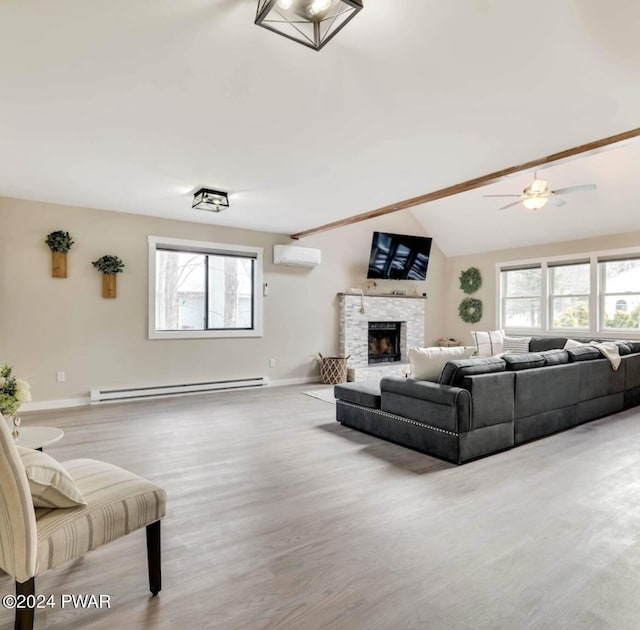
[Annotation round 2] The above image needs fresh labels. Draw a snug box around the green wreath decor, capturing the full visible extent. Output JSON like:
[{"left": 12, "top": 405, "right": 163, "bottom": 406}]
[
  {"left": 459, "top": 297, "right": 483, "bottom": 324},
  {"left": 459, "top": 267, "right": 482, "bottom": 294}
]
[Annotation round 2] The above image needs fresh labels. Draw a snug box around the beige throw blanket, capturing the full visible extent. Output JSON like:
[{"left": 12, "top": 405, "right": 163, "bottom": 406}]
[{"left": 564, "top": 339, "right": 621, "bottom": 370}]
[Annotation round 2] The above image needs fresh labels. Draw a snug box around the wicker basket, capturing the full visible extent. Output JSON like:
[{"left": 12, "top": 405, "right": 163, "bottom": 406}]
[{"left": 318, "top": 353, "right": 350, "bottom": 385}]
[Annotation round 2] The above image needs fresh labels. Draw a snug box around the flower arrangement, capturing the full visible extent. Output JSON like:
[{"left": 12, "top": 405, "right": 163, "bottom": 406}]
[{"left": 0, "top": 364, "right": 31, "bottom": 416}]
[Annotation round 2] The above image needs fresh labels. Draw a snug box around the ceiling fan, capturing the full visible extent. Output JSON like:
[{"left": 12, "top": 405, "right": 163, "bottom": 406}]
[{"left": 483, "top": 173, "right": 597, "bottom": 211}]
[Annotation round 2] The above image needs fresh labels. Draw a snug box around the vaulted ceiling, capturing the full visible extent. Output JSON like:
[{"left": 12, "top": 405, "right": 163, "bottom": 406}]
[{"left": 1, "top": 0, "right": 639, "bottom": 255}]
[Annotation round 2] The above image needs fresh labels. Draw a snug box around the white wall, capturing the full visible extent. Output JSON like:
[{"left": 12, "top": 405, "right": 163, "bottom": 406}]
[
  {"left": 0, "top": 197, "right": 445, "bottom": 405},
  {"left": 443, "top": 230, "right": 640, "bottom": 345}
]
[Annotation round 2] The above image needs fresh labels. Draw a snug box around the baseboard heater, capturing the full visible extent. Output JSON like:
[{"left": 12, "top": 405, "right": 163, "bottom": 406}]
[{"left": 90, "top": 377, "right": 267, "bottom": 403}]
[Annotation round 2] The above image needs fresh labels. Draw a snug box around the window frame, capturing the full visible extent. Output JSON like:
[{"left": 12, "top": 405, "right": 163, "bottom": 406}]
[
  {"left": 547, "top": 260, "right": 591, "bottom": 332},
  {"left": 496, "top": 246, "right": 640, "bottom": 340},
  {"left": 499, "top": 265, "right": 543, "bottom": 331},
  {"left": 148, "top": 236, "right": 263, "bottom": 340},
  {"left": 599, "top": 257, "right": 640, "bottom": 333}
]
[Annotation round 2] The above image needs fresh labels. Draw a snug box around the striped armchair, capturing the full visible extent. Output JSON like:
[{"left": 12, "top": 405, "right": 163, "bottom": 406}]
[{"left": 0, "top": 416, "right": 167, "bottom": 630}]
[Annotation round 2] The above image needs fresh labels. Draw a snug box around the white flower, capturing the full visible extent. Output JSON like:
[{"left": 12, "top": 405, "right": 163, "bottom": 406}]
[{"left": 16, "top": 379, "right": 31, "bottom": 403}]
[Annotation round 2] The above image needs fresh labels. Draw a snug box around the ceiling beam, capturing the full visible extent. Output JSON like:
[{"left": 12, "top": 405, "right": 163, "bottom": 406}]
[{"left": 290, "top": 127, "right": 640, "bottom": 241}]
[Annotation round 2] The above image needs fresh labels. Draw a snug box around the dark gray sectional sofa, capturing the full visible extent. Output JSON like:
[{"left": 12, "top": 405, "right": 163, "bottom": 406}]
[{"left": 334, "top": 337, "right": 640, "bottom": 464}]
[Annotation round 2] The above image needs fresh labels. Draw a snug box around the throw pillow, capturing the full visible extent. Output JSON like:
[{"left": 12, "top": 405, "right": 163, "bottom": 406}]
[
  {"left": 409, "top": 346, "right": 475, "bottom": 381},
  {"left": 564, "top": 338, "right": 584, "bottom": 349},
  {"left": 502, "top": 336, "right": 531, "bottom": 354},
  {"left": 17, "top": 446, "right": 87, "bottom": 508},
  {"left": 470, "top": 330, "right": 504, "bottom": 357}
]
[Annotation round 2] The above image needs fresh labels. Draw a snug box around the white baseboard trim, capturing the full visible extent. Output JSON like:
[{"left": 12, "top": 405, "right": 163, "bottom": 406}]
[
  {"left": 19, "top": 377, "right": 322, "bottom": 411},
  {"left": 21, "top": 397, "right": 91, "bottom": 412},
  {"left": 268, "top": 376, "right": 322, "bottom": 387}
]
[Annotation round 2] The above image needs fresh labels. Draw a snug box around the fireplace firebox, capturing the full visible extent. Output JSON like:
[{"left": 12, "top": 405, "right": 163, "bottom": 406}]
[{"left": 368, "top": 322, "right": 401, "bottom": 364}]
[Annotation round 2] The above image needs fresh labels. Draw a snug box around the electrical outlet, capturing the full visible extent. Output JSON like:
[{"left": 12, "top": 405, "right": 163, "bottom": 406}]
[
  {"left": 56, "top": 371, "right": 65, "bottom": 383},
  {"left": 269, "top": 359, "right": 276, "bottom": 368}
]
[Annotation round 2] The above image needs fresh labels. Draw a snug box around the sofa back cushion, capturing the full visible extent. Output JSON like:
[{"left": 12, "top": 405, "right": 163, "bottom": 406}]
[
  {"left": 540, "top": 349, "right": 569, "bottom": 365},
  {"left": 566, "top": 346, "right": 601, "bottom": 362},
  {"left": 614, "top": 341, "right": 632, "bottom": 356},
  {"left": 409, "top": 346, "right": 475, "bottom": 381},
  {"left": 503, "top": 352, "right": 545, "bottom": 371},
  {"left": 439, "top": 357, "right": 506, "bottom": 387},
  {"left": 528, "top": 337, "right": 568, "bottom": 352},
  {"left": 627, "top": 341, "right": 640, "bottom": 354}
]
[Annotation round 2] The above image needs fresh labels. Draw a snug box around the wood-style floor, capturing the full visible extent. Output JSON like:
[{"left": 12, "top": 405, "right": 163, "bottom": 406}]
[{"left": 2, "top": 385, "right": 640, "bottom": 630}]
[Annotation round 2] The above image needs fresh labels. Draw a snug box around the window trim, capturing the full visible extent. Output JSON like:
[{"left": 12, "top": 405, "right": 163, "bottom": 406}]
[
  {"left": 148, "top": 236, "right": 263, "bottom": 340},
  {"left": 496, "top": 245, "right": 640, "bottom": 339}
]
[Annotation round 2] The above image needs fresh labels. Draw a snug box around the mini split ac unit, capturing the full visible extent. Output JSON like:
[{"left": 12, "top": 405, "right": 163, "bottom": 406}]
[{"left": 273, "top": 245, "right": 321, "bottom": 268}]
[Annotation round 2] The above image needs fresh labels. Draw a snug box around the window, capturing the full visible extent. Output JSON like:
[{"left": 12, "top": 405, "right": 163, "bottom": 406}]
[
  {"left": 549, "top": 262, "right": 590, "bottom": 329},
  {"left": 148, "top": 236, "right": 263, "bottom": 339},
  {"left": 500, "top": 266, "right": 541, "bottom": 329},
  {"left": 600, "top": 258, "right": 640, "bottom": 331},
  {"left": 498, "top": 249, "right": 640, "bottom": 338}
]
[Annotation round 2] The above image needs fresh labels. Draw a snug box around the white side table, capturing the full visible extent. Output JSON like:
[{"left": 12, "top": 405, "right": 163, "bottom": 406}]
[{"left": 14, "top": 426, "right": 64, "bottom": 451}]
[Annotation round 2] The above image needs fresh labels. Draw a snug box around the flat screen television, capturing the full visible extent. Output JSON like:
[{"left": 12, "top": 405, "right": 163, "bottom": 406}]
[{"left": 367, "top": 231, "right": 432, "bottom": 280}]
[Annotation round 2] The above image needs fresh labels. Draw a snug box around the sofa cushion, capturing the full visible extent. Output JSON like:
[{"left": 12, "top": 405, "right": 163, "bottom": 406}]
[
  {"left": 408, "top": 346, "right": 475, "bottom": 381},
  {"left": 439, "top": 357, "right": 506, "bottom": 387},
  {"left": 614, "top": 341, "right": 632, "bottom": 356},
  {"left": 627, "top": 341, "right": 640, "bottom": 354},
  {"left": 470, "top": 330, "right": 504, "bottom": 357},
  {"left": 566, "top": 346, "right": 601, "bottom": 362},
  {"left": 334, "top": 381, "right": 381, "bottom": 409},
  {"left": 503, "top": 352, "right": 545, "bottom": 371},
  {"left": 540, "top": 349, "right": 569, "bottom": 366},
  {"left": 502, "top": 336, "right": 531, "bottom": 354},
  {"left": 528, "top": 337, "right": 568, "bottom": 352}
]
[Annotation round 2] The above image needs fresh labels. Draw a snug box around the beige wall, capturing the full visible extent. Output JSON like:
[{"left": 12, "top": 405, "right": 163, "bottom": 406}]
[
  {"left": 444, "top": 230, "right": 640, "bottom": 345},
  {"left": 0, "top": 197, "right": 445, "bottom": 405}
]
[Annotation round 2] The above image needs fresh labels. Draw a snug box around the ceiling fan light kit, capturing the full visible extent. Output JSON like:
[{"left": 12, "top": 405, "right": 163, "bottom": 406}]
[
  {"left": 255, "top": 0, "right": 363, "bottom": 51},
  {"left": 192, "top": 188, "right": 229, "bottom": 212},
  {"left": 522, "top": 196, "right": 548, "bottom": 210}
]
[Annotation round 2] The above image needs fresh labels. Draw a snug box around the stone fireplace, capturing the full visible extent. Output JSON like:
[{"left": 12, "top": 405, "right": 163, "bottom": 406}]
[{"left": 338, "top": 293, "right": 426, "bottom": 381}]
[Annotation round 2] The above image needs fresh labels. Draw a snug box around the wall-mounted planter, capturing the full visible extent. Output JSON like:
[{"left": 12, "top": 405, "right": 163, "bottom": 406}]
[
  {"left": 92, "top": 255, "right": 125, "bottom": 299},
  {"left": 51, "top": 251, "right": 67, "bottom": 278},
  {"left": 102, "top": 273, "right": 117, "bottom": 298},
  {"left": 45, "top": 230, "right": 74, "bottom": 278}
]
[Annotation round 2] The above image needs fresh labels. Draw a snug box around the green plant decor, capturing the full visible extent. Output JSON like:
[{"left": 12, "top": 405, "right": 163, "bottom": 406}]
[
  {"left": 459, "top": 267, "right": 482, "bottom": 294},
  {"left": 458, "top": 297, "right": 483, "bottom": 324},
  {"left": 45, "top": 230, "right": 74, "bottom": 252},
  {"left": 92, "top": 255, "right": 125, "bottom": 274}
]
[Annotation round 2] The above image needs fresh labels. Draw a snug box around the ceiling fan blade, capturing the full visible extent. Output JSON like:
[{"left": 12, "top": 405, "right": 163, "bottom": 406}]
[
  {"left": 548, "top": 195, "right": 567, "bottom": 207},
  {"left": 551, "top": 184, "right": 597, "bottom": 195},
  {"left": 498, "top": 199, "right": 526, "bottom": 211},
  {"left": 482, "top": 194, "right": 520, "bottom": 198}
]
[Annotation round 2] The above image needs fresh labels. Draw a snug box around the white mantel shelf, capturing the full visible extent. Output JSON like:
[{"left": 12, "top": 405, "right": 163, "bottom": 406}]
[{"left": 337, "top": 293, "right": 426, "bottom": 299}]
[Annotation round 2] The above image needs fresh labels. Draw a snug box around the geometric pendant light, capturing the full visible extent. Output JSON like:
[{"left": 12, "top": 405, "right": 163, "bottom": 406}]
[{"left": 255, "top": 0, "right": 363, "bottom": 51}]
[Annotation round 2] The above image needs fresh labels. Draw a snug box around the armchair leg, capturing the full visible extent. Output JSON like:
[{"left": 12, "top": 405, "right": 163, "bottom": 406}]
[
  {"left": 15, "top": 578, "right": 35, "bottom": 630},
  {"left": 146, "top": 520, "right": 162, "bottom": 596}
]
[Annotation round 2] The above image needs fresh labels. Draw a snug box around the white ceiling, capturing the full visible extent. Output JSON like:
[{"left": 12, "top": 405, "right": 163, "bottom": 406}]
[{"left": 1, "top": 0, "right": 639, "bottom": 256}]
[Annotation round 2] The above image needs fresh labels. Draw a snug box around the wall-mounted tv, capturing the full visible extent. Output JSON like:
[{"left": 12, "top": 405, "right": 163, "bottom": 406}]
[{"left": 367, "top": 231, "right": 432, "bottom": 280}]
